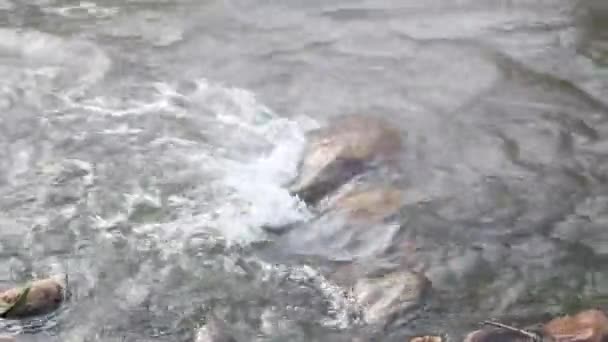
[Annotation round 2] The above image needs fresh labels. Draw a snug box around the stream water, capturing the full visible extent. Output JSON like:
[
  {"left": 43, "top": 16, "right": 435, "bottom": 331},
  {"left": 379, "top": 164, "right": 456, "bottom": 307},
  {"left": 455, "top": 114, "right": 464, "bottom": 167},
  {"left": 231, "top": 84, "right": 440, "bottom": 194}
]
[{"left": 0, "top": 1, "right": 607, "bottom": 341}]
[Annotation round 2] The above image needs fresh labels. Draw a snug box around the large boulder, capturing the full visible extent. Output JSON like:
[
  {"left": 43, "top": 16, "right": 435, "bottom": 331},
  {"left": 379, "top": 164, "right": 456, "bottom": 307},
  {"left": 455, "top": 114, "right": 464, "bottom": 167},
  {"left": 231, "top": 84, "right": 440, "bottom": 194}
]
[{"left": 288, "top": 115, "right": 403, "bottom": 205}]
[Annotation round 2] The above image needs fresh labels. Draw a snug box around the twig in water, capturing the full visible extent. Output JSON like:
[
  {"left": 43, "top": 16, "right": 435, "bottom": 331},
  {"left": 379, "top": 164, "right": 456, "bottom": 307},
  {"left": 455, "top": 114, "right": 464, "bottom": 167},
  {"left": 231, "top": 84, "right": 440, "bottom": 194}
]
[{"left": 482, "top": 320, "right": 542, "bottom": 341}]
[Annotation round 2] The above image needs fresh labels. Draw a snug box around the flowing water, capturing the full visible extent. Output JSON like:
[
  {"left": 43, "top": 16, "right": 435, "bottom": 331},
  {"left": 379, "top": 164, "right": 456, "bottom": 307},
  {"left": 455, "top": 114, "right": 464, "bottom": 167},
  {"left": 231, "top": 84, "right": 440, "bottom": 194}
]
[{"left": 0, "top": 0, "right": 607, "bottom": 341}]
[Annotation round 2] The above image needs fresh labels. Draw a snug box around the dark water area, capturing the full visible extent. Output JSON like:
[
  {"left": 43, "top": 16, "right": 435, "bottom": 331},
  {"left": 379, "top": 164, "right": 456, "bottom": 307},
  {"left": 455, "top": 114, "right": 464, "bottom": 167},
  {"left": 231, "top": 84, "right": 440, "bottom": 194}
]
[{"left": 0, "top": 0, "right": 607, "bottom": 341}]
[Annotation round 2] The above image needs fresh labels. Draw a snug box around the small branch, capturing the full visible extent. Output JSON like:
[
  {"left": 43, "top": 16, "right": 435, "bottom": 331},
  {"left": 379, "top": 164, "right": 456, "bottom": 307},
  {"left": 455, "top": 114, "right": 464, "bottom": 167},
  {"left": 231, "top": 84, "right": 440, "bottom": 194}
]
[{"left": 482, "top": 320, "right": 541, "bottom": 341}]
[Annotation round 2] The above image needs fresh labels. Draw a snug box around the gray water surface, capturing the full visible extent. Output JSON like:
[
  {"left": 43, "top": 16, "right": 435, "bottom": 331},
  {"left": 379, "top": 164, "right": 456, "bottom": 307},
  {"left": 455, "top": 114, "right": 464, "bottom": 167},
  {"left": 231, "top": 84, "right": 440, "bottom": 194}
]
[{"left": 0, "top": 1, "right": 607, "bottom": 341}]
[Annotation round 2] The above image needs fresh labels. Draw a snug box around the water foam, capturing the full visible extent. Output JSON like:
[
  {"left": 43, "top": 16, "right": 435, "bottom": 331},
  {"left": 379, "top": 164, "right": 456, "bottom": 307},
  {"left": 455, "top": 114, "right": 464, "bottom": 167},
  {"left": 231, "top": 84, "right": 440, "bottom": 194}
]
[
  {"left": 78, "top": 78, "right": 314, "bottom": 245},
  {"left": 177, "top": 79, "right": 314, "bottom": 243}
]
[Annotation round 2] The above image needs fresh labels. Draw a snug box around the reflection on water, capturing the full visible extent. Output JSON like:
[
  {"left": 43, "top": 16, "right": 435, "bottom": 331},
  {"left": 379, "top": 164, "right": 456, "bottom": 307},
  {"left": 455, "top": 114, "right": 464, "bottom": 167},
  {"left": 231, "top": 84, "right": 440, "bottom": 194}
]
[{"left": 0, "top": 0, "right": 606, "bottom": 341}]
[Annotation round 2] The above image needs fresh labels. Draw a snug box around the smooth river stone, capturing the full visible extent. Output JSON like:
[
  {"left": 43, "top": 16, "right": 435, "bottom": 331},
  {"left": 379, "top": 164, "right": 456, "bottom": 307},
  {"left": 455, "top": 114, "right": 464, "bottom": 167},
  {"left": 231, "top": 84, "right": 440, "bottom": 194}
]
[
  {"left": 289, "top": 115, "right": 402, "bottom": 205},
  {"left": 0, "top": 276, "right": 65, "bottom": 319}
]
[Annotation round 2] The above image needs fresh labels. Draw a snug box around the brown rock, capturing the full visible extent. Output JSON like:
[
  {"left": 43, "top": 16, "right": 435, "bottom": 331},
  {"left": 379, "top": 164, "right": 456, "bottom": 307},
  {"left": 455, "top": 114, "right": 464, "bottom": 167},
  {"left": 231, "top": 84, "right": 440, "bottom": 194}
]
[
  {"left": 462, "top": 310, "right": 608, "bottom": 342},
  {"left": 289, "top": 115, "right": 402, "bottom": 205},
  {"left": 543, "top": 309, "right": 608, "bottom": 342},
  {"left": 352, "top": 269, "right": 428, "bottom": 325},
  {"left": 0, "top": 277, "right": 65, "bottom": 319},
  {"left": 333, "top": 188, "right": 404, "bottom": 223}
]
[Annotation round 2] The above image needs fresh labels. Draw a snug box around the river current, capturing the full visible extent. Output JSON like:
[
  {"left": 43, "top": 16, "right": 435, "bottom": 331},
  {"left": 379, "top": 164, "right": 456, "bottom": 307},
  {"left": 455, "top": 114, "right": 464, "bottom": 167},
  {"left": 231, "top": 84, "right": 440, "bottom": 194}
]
[{"left": 0, "top": 1, "right": 607, "bottom": 341}]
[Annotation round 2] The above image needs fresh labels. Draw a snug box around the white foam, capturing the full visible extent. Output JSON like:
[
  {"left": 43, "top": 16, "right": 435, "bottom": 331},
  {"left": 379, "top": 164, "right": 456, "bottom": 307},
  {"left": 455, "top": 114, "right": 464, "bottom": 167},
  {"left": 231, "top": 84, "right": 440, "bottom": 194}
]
[
  {"left": 82, "top": 78, "right": 314, "bottom": 245},
  {"left": 177, "top": 79, "right": 313, "bottom": 243}
]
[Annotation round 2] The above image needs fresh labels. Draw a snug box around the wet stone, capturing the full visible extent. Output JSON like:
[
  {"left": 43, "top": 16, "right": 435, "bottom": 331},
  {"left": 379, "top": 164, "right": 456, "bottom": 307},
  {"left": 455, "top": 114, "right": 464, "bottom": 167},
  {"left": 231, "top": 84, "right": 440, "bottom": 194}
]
[
  {"left": 543, "top": 309, "right": 608, "bottom": 342},
  {"left": 273, "top": 186, "right": 406, "bottom": 260},
  {"left": 0, "top": 276, "right": 65, "bottom": 319},
  {"left": 460, "top": 309, "right": 608, "bottom": 342},
  {"left": 289, "top": 115, "right": 403, "bottom": 205},
  {"left": 331, "top": 187, "right": 404, "bottom": 223},
  {"left": 352, "top": 269, "right": 429, "bottom": 325}
]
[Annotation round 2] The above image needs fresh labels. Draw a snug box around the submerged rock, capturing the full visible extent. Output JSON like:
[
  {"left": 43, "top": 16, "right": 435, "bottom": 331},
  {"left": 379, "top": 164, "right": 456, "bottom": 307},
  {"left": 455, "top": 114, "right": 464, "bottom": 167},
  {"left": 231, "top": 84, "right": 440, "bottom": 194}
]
[
  {"left": 0, "top": 277, "right": 65, "bottom": 319},
  {"left": 351, "top": 269, "right": 428, "bottom": 325},
  {"left": 331, "top": 187, "right": 404, "bottom": 223},
  {"left": 289, "top": 115, "right": 403, "bottom": 205},
  {"left": 275, "top": 187, "right": 405, "bottom": 260}
]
